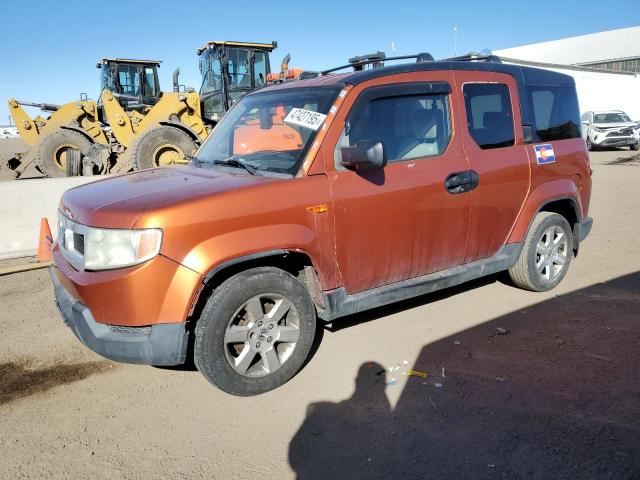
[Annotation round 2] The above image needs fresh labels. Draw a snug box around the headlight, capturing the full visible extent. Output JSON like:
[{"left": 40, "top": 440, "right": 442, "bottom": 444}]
[
  {"left": 592, "top": 127, "right": 603, "bottom": 133},
  {"left": 84, "top": 228, "right": 162, "bottom": 271},
  {"left": 57, "top": 211, "right": 162, "bottom": 271}
]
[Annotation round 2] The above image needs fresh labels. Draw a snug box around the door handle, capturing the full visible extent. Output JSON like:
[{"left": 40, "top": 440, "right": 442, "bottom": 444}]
[{"left": 445, "top": 170, "right": 479, "bottom": 194}]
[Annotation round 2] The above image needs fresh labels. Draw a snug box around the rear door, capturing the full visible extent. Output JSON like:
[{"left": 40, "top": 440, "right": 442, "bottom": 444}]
[
  {"left": 456, "top": 72, "right": 531, "bottom": 263},
  {"left": 324, "top": 72, "right": 470, "bottom": 294}
]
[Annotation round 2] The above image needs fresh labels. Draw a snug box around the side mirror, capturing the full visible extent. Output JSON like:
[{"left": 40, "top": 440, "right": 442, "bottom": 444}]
[
  {"left": 582, "top": 120, "right": 590, "bottom": 125},
  {"left": 340, "top": 140, "right": 386, "bottom": 170}
]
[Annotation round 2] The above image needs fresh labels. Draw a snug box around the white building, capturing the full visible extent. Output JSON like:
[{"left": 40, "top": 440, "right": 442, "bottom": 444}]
[{"left": 495, "top": 26, "right": 640, "bottom": 120}]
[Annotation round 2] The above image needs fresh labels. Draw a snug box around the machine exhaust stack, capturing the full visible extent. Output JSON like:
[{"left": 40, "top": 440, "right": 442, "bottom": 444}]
[{"left": 173, "top": 68, "right": 180, "bottom": 92}]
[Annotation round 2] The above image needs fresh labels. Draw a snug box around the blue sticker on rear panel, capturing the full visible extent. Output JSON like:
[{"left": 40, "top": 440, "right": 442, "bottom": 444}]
[{"left": 534, "top": 144, "right": 555, "bottom": 164}]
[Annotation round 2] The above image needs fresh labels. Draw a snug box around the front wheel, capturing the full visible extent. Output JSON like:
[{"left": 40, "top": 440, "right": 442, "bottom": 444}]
[
  {"left": 194, "top": 267, "right": 317, "bottom": 396},
  {"left": 130, "top": 125, "right": 197, "bottom": 170},
  {"left": 630, "top": 143, "right": 639, "bottom": 151},
  {"left": 508, "top": 212, "right": 573, "bottom": 292},
  {"left": 35, "top": 129, "right": 92, "bottom": 177}
]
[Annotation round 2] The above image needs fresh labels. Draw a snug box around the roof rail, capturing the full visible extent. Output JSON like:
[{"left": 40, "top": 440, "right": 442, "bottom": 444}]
[
  {"left": 443, "top": 53, "right": 503, "bottom": 63},
  {"left": 321, "top": 52, "right": 434, "bottom": 75}
]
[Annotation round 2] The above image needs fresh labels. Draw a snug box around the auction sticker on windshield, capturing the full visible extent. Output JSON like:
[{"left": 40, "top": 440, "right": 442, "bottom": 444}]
[{"left": 284, "top": 108, "right": 327, "bottom": 131}]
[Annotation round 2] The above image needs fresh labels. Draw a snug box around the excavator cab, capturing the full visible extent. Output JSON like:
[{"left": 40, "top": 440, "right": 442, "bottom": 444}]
[
  {"left": 97, "top": 58, "right": 162, "bottom": 112},
  {"left": 198, "top": 41, "right": 276, "bottom": 122}
]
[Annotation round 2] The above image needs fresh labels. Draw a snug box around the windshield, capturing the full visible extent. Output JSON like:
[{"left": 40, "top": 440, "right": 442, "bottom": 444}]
[
  {"left": 100, "top": 64, "right": 115, "bottom": 92},
  {"left": 199, "top": 48, "right": 224, "bottom": 118},
  {"left": 195, "top": 86, "right": 340, "bottom": 176},
  {"left": 594, "top": 112, "right": 631, "bottom": 123}
]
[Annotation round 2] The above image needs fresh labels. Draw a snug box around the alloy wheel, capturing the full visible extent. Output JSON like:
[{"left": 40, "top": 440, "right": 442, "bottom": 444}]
[
  {"left": 223, "top": 293, "right": 300, "bottom": 377},
  {"left": 535, "top": 226, "right": 569, "bottom": 282}
]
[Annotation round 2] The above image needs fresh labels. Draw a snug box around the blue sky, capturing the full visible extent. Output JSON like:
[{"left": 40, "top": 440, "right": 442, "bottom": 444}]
[{"left": 0, "top": 0, "right": 638, "bottom": 123}]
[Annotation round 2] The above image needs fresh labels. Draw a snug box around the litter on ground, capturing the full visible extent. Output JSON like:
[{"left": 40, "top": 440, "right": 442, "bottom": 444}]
[{"left": 489, "top": 327, "right": 511, "bottom": 338}]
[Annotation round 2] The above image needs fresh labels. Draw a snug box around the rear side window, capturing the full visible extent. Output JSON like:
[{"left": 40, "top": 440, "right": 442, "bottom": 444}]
[
  {"left": 528, "top": 86, "right": 581, "bottom": 141},
  {"left": 340, "top": 92, "right": 452, "bottom": 162},
  {"left": 463, "top": 83, "right": 515, "bottom": 149}
]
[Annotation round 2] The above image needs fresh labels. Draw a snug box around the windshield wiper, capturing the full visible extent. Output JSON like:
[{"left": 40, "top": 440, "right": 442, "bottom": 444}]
[
  {"left": 213, "top": 157, "right": 258, "bottom": 175},
  {"left": 183, "top": 154, "right": 202, "bottom": 167}
]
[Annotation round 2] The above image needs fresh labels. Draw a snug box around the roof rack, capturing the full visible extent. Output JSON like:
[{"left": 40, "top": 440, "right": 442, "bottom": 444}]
[
  {"left": 348, "top": 51, "right": 386, "bottom": 71},
  {"left": 443, "top": 53, "right": 503, "bottom": 63},
  {"left": 321, "top": 52, "right": 435, "bottom": 75}
]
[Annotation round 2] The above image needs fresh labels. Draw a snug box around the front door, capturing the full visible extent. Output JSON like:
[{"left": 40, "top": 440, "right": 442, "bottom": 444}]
[{"left": 324, "top": 73, "right": 471, "bottom": 294}]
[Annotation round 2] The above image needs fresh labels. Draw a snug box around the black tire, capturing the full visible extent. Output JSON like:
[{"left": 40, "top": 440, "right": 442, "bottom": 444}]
[
  {"left": 35, "top": 129, "right": 92, "bottom": 177},
  {"left": 129, "top": 125, "right": 197, "bottom": 170},
  {"left": 194, "top": 267, "right": 317, "bottom": 396},
  {"left": 508, "top": 212, "right": 573, "bottom": 292},
  {"left": 630, "top": 143, "right": 639, "bottom": 151}
]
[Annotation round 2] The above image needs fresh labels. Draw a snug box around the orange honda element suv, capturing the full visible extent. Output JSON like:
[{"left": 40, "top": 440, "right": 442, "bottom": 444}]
[{"left": 51, "top": 55, "right": 592, "bottom": 396}]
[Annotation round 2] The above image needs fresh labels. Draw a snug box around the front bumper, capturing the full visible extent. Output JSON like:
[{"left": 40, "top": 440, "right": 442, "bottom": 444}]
[
  {"left": 51, "top": 266, "right": 189, "bottom": 366},
  {"left": 591, "top": 135, "right": 638, "bottom": 148}
]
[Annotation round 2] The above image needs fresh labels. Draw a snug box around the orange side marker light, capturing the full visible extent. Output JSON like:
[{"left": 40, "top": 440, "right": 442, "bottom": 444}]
[{"left": 306, "top": 205, "right": 328, "bottom": 214}]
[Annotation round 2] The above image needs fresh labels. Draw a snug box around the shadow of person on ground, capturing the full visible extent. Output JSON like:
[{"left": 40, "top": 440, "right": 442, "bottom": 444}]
[
  {"left": 289, "top": 272, "right": 640, "bottom": 479},
  {"left": 289, "top": 362, "right": 394, "bottom": 479}
]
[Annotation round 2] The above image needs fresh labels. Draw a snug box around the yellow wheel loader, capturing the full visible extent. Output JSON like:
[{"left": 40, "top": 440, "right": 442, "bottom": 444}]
[
  {"left": 6, "top": 58, "right": 200, "bottom": 177},
  {"left": 5, "top": 41, "right": 277, "bottom": 178}
]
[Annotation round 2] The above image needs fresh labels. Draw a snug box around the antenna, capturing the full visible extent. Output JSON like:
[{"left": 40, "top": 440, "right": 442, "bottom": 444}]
[{"left": 453, "top": 26, "right": 458, "bottom": 56}]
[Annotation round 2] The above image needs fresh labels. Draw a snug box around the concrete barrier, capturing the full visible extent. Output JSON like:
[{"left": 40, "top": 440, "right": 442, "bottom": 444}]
[{"left": 0, "top": 177, "right": 99, "bottom": 259}]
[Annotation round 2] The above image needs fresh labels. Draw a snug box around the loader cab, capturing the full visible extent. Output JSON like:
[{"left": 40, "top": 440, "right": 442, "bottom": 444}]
[
  {"left": 97, "top": 58, "right": 162, "bottom": 112},
  {"left": 198, "top": 41, "right": 276, "bottom": 122}
]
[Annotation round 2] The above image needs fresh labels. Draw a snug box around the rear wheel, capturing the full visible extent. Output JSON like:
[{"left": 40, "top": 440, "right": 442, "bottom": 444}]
[
  {"left": 129, "top": 125, "right": 197, "bottom": 170},
  {"left": 630, "top": 143, "right": 639, "bottom": 151},
  {"left": 194, "top": 267, "right": 317, "bottom": 396},
  {"left": 508, "top": 212, "right": 573, "bottom": 292},
  {"left": 35, "top": 129, "right": 92, "bottom": 177}
]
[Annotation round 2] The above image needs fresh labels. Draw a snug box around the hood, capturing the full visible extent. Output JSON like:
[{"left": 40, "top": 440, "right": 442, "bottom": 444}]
[{"left": 60, "top": 166, "right": 278, "bottom": 228}]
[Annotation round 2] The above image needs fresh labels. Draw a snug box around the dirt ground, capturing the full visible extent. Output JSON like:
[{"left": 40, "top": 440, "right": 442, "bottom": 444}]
[{"left": 0, "top": 149, "right": 639, "bottom": 479}]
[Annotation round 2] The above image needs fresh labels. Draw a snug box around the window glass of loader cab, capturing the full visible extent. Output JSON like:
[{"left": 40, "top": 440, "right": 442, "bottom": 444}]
[
  {"left": 340, "top": 93, "right": 452, "bottom": 162},
  {"left": 463, "top": 83, "right": 515, "bottom": 149},
  {"left": 144, "top": 68, "right": 157, "bottom": 97},
  {"left": 117, "top": 65, "right": 142, "bottom": 96}
]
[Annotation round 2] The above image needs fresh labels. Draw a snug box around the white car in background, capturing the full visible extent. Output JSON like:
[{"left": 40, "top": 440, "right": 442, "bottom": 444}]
[{"left": 581, "top": 110, "right": 639, "bottom": 151}]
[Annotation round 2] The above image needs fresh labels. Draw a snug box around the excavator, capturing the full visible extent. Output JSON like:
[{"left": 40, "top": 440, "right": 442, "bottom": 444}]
[{"left": 4, "top": 41, "right": 277, "bottom": 178}]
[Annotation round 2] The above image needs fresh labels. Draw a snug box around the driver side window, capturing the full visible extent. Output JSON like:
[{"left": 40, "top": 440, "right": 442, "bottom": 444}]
[{"left": 336, "top": 91, "right": 452, "bottom": 165}]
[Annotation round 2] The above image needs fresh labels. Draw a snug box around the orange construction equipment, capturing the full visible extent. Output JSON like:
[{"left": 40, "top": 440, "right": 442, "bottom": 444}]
[{"left": 37, "top": 217, "right": 53, "bottom": 262}]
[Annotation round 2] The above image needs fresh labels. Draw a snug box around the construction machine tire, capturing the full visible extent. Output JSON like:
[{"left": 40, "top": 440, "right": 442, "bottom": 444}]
[
  {"left": 35, "top": 129, "right": 93, "bottom": 177},
  {"left": 129, "top": 126, "right": 197, "bottom": 170}
]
